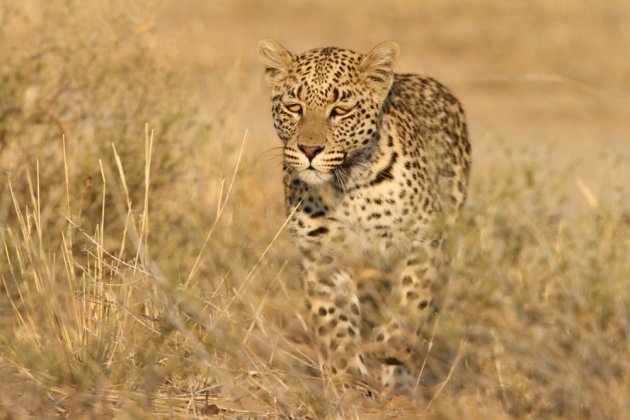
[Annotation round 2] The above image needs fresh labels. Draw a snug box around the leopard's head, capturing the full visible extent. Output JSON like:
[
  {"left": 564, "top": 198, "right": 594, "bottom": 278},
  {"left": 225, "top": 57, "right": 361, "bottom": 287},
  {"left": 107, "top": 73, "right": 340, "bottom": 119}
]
[{"left": 257, "top": 39, "right": 399, "bottom": 185}]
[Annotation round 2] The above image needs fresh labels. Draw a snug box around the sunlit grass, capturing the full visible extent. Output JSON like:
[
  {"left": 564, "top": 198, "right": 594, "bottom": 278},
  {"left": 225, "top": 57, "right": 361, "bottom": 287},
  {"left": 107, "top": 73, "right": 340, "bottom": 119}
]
[{"left": 1, "top": 1, "right": 629, "bottom": 418}]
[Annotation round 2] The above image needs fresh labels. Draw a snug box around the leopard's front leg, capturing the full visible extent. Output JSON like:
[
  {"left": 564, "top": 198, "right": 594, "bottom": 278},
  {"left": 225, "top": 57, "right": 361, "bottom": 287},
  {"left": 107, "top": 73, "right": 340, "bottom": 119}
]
[
  {"left": 286, "top": 186, "right": 369, "bottom": 382},
  {"left": 375, "top": 232, "right": 444, "bottom": 395},
  {"left": 303, "top": 264, "right": 368, "bottom": 379}
]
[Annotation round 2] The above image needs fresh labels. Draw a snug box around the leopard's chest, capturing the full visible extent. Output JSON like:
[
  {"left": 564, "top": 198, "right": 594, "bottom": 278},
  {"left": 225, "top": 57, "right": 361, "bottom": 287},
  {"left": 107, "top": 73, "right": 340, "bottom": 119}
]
[
  {"left": 285, "top": 147, "right": 436, "bottom": 255},
  {"left": 330, "top": 178, "right": 427, "bottom": 243}
]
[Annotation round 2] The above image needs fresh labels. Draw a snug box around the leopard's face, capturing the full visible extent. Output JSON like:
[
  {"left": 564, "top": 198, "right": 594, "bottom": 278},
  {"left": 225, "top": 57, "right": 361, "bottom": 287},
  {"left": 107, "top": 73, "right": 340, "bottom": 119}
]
[
  {"left": 270, "top": 49, "right": 381, "bottom": 185},
  {"left": 258, "top": 41, "right": 399, "bottom": 185}
]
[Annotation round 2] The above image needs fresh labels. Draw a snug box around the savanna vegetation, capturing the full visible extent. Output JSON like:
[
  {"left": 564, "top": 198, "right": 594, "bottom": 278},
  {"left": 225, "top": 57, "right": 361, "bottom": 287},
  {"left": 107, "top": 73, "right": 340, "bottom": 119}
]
[{"left": 1, "top": 1, "right": 629, "bottom": 417}]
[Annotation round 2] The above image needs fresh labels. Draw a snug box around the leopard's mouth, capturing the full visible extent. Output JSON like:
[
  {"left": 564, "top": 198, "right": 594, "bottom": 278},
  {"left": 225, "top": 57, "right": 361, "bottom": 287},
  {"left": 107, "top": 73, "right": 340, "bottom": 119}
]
[
  {"left": 284, "top": 147, "right": 351, "bottom": 185},
  {"left": 298, "top": 168, "right": 333, "bottom": 185}
]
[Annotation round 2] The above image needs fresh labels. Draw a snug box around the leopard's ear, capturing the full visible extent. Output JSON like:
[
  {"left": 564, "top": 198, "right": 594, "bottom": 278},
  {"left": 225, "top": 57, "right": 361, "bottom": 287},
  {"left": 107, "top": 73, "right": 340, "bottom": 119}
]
[
  {"left": 359, "top": 41, "right": 399, "bottom": 97},
  {"left": 257, "top": 39, "right": 294, "bottom": 86}
]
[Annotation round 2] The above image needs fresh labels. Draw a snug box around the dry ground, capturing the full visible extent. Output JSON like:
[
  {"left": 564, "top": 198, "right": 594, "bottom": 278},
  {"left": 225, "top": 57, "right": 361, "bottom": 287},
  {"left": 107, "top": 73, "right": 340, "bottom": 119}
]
[{"left": 1, "top": 0, "right": 629, "bottom": 418}]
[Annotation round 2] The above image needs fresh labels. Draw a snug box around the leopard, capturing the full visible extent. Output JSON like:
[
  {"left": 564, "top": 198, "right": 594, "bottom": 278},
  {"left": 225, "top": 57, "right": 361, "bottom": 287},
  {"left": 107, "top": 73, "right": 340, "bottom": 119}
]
[{"left": 257, "top": 39, "right": 470, "bottom": 396}]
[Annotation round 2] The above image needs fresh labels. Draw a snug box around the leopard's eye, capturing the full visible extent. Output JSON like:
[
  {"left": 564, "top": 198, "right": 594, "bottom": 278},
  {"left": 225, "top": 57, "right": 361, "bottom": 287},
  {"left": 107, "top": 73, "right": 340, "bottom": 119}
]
[
  {"left": 285, "top": 103, "right": 302, "bottom": 114},
  {"left": 330, "top": 106, "right": 351, "bottom": 117}
]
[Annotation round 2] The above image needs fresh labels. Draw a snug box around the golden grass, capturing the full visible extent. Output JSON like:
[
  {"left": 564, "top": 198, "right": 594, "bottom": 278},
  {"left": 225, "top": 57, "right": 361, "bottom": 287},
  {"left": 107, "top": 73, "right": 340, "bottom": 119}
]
[{"left": 1, "top": 1, "right": 629, "bottom": 418}]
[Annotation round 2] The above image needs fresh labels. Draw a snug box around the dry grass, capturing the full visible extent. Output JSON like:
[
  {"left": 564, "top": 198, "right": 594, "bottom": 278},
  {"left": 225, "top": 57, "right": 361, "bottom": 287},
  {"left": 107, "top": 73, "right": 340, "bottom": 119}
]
[{"left": 1, "top": 1, "right": 629, "bottom": 418}]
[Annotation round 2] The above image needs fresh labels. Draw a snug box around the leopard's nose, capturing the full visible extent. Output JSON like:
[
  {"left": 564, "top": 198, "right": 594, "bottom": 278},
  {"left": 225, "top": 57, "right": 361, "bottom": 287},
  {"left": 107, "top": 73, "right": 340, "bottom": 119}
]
[{"left": 298, "top": 144, "right": 324, "bottom": 160}]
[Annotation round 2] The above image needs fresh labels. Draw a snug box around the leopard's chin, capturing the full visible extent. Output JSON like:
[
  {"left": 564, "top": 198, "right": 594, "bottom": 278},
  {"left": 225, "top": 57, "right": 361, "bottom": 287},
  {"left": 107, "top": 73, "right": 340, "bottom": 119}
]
[{"left": 298, "top": 169, "right": 333, "bottom": 186}]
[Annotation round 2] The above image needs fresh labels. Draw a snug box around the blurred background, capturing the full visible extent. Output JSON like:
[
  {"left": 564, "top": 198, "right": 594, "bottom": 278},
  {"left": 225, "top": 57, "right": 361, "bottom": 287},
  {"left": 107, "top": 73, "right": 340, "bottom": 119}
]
[
  {"left": 1, "top": 0, "right": 629, "bottom": 417},
  {"left": 155, "top": 0, "right": 630, "bottom": 163}
]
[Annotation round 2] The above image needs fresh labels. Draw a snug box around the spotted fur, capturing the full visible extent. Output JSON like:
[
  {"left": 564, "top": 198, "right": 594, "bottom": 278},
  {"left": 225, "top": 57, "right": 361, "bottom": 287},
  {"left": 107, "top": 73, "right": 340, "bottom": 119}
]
[{"left": 257, "top": 39, "right": 470, "bottom": 394}]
